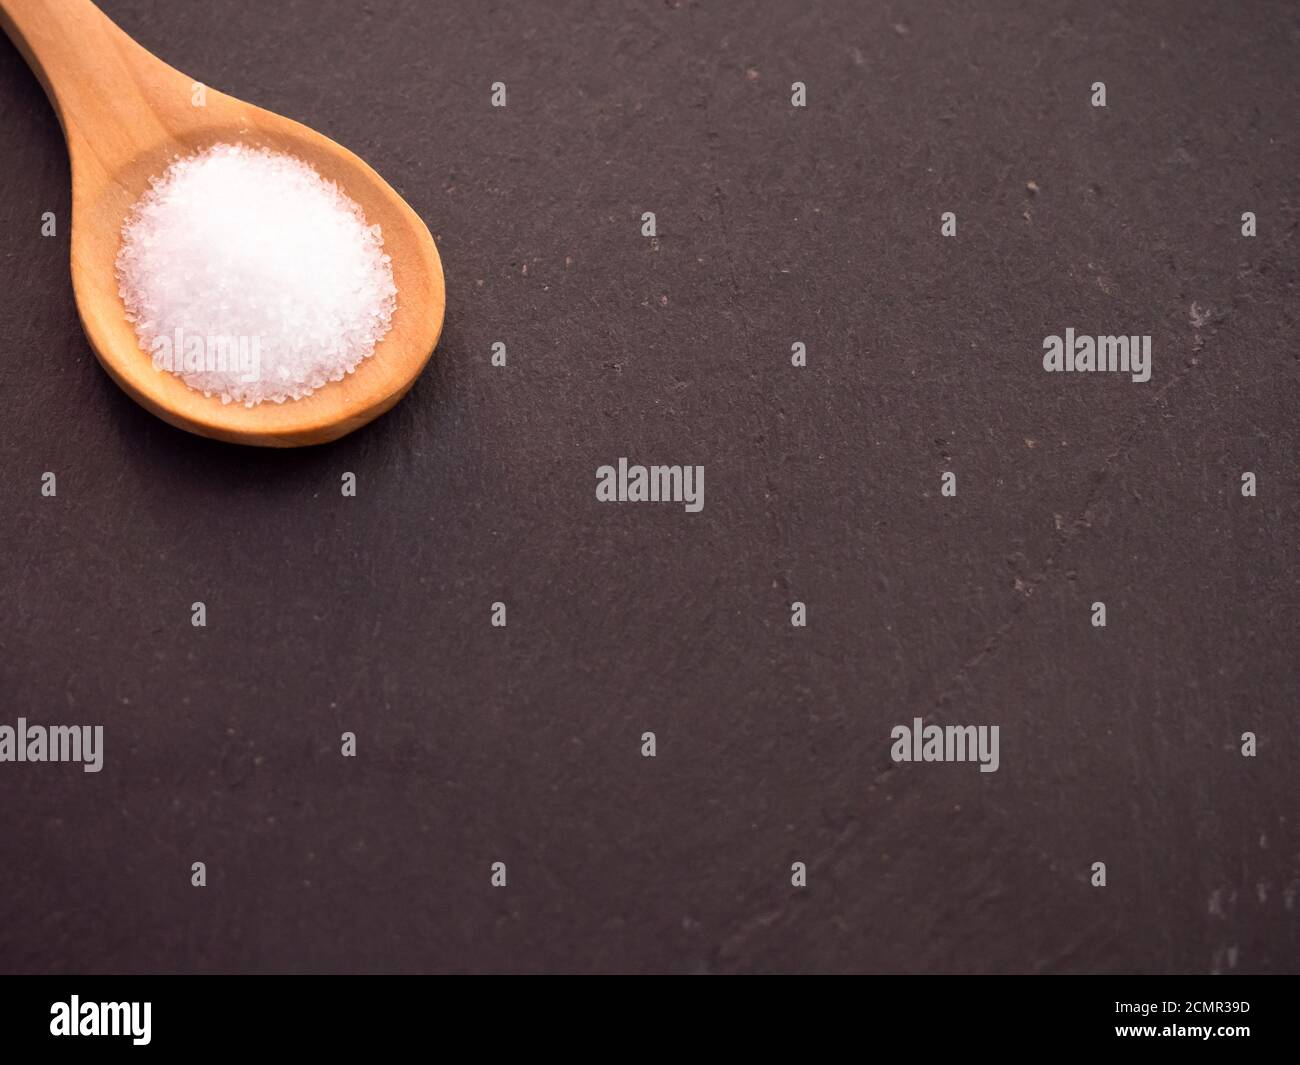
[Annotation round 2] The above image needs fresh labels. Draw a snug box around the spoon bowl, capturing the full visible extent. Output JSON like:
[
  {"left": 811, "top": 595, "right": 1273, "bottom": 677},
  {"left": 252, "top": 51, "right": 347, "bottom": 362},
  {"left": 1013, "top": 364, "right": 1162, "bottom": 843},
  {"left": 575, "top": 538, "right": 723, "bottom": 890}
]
[{"left": 0, "top": 0, "right": 445, "bottom": 446}]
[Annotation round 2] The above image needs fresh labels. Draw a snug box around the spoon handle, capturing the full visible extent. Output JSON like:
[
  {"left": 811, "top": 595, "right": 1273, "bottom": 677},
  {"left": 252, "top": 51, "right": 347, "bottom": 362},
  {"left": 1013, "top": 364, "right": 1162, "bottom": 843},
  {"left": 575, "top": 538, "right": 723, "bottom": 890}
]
[{"left": 0, "top": 0, "right": 188, "bottom": 152}]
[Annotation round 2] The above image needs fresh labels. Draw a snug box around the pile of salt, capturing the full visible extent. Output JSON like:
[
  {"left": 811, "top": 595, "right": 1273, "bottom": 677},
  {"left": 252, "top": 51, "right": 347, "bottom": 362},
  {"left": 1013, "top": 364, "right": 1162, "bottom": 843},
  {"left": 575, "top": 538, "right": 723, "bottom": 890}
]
[{"left": 115, "top": 143, "right": 397, "bottom": 406}]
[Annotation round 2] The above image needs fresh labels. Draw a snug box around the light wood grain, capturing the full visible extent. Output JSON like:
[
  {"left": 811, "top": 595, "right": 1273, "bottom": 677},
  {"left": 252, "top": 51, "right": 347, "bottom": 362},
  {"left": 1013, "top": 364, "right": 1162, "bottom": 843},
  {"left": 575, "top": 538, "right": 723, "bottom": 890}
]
[{"left": 0, "top": 0, "right": 445, "bottom": 446}]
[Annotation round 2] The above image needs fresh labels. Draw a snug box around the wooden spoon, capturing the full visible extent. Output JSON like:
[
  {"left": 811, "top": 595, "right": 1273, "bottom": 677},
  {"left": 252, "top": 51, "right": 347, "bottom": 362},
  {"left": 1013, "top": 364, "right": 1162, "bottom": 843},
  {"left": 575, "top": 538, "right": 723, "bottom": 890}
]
[{"left": 0, "top": 0, "right": 445, "bottom": 446}]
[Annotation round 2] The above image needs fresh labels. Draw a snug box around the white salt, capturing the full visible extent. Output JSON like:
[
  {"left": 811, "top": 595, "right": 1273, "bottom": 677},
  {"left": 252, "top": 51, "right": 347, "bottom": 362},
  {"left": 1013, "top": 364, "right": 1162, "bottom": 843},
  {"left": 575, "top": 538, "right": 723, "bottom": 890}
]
[{"left": 115, "top": 143, "right": 397, "bottom": 406}]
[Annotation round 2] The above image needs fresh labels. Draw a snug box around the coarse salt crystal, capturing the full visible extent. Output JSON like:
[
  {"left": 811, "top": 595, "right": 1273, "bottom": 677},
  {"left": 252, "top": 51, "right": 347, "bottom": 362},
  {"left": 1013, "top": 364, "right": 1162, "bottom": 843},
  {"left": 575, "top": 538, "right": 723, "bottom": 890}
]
[{"left": 115, "top": 143, "right": 397, "bottom": 406}]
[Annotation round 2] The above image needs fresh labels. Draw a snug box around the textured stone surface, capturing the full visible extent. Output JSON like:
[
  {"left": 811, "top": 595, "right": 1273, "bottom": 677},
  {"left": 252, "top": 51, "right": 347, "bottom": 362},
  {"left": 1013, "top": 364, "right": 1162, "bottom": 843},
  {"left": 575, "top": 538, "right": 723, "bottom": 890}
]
[{"left": 0, "top": 0, "right": 1296, "bottom": 973}]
